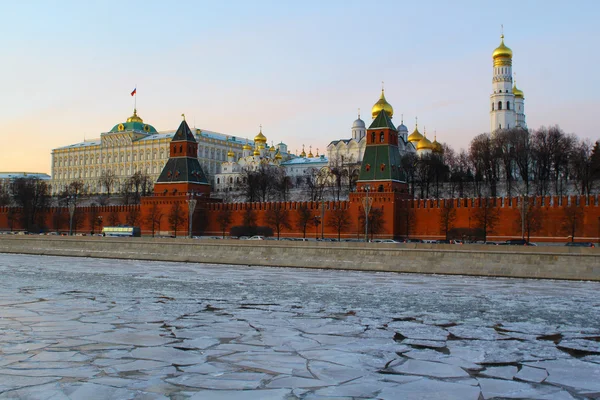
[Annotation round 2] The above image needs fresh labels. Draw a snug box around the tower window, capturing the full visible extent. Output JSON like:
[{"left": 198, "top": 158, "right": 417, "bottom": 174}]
[
  {"left": 371, "top": 132, "right": 375, "bottom": 143},
  {"left": 498, "top": 101, "right": 502, "bottom": 110},
  {"left": 492, "top": 103, "right": 494, "bottom": 111},
  {"left": 507, "top": 101, "right": 510, "bottom": 110},
  {"left": 380, "top": 132, "right": 385, "bottom": 142}
]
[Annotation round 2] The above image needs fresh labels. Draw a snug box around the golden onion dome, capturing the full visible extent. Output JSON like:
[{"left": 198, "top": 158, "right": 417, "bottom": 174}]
[
  {"left": 300, "top": 147, "right": 306, "bottom": 158},
  {"left": 513, "top": 83, "right": 524, "bottom": 98},
  {"left": 227, "top": 149, "right": 235, "bottom": 157},
  {"left": 308, "top": 151, "right": 313, "bottom": 158},
  {"left": 269, "top": 145, "right": 276, "bottom": 152},
  {"left": 242, "top": 143, "right": 253, "bottom": 150},
  {"left": 126, "top": 108, "right": 143, "bottom": 123},
  {"left": 254, "top": 126, "right": 267, "bottom": 143},
  {"left": 371, "top": 89, "right": 394, "bottom": 119},
  {"left": 493, "top": 34, "right": 513, "bottom": 60},
  {"left": 408, "top": 125, "right": 423, "bottom": 143},
  {"left": 275, "top": 152, "right": 283, "bottom": 160},
  {"left": 253, "top": 149, "right": 260, "bottom": 156},
  {"left": 416, "top": 134, "right": 434, "bottom": 151}
]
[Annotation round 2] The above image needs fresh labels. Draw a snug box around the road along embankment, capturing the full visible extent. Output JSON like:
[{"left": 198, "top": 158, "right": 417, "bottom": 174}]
[{"left": 0, "top": 236, "right": 598, "bottom": 281}]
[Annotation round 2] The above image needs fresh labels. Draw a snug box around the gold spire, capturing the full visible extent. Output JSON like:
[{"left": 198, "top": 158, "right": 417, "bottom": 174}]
[
  {"left": 126, "top": 108, "right": 143, "bottom": 123},
  {"left": 307, "top": 145, "right": 313, "bottom": 158},
  {"left": 300, "top": 145, "right": 306, "bottom": 158},
  {"left": 432, "top": 130, "right": 443, "bottom": 153},
  {"left": 371, "top": 87, "right": 394, "bottom": 119}
]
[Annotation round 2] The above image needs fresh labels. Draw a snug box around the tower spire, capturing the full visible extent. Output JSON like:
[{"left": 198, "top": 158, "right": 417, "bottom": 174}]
[{"left": 358, "top": 108, "right": 361, "bottom": 119}]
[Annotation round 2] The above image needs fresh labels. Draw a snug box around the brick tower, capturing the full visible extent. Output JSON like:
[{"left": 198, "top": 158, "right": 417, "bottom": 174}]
[{"left": 153, "top": 118, "right": 211, "bottom": 196}]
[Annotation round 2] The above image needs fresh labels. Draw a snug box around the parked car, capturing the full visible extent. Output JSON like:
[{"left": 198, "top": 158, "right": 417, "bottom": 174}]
[
  {"left": 435, "top": 239, "right": 451, "bottom": 244},
  {"left": 565, "top": 242, "right": 595, "bottom": 248},
  {"left": 484, "top": 241, "right": 499, "bottom": 245},
  {"left": 403, "top": 238, "right": 423, "bottom": 243},
  {"left": 504, "top": 239, "right": 536, "bottom": 246},
  {"left": 247, "top": 236, "right": 265, "bottom": 240}
]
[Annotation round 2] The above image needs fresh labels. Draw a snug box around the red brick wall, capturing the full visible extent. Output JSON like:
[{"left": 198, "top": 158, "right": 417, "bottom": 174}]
[{"left": 1, "top": 195, "right": 599, "bottom": 242}]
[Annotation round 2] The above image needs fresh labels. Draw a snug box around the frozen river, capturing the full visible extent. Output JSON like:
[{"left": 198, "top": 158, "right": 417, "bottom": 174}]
[{"left": 0, "top": 254, "right": 599, "bottom": 399}]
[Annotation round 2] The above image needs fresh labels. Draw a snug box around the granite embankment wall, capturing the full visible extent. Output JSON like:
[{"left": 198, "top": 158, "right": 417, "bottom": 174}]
[{"left": 1, "top": 236, "right": 598, "bottom": 281}]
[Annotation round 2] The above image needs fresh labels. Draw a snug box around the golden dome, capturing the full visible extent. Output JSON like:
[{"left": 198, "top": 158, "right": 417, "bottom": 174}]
[
  {"left": 493, "top": 35, "right": 513, "bottom": 63},
  {"left": 513, "top": 83, "right": 524, "bottom": 98},
  {"left": 253, "top": 149, "right": 260, "bottom": 156},
  {"left": 227, "top": 149, "right": 235, "bottom": 157},
  {"left": 126, "top": 109, "right": 143, "bottom": 123},
  {"left": 254, "top": 126, "right": 267, "bottom": 143},
  {"left": 243, "top": 143, "right": 253, "bottom": 150},
  {"left": 300, "top": 146, "right": 306, "bottom": 158},
  {"left": 416, "top": 134, "right": 433, "bottom": 151},
  {"left": 408, "top": 124, "right": 423, "bottom": 143},
  {"left": 275, "top": 152, "right": 283, "bottom": 160},
  {"left": 269, "top": 145, "right": 276, "bottom": 152},
  {"left": 371, "top": 89, "right": 394, "bottom": 119},
  {"left": 308, "top": 151, "right": 313, "bottom": 158}
]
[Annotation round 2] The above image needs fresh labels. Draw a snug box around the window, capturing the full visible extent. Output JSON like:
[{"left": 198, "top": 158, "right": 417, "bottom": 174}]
[
  {"left": 380, "top": 132, "right": 385, "bottom": 142},
  {"left": 371, "top": 132, "right": 375, "bottom": 143},
  {"left": 507, "top": 101, "right": 510, "bottom": 110},
  {"left": 492, "top": 103, "right": 494, "bottom": 111},
  {"left": 498, "top": 101, "right": 502, "bottom": 110}
]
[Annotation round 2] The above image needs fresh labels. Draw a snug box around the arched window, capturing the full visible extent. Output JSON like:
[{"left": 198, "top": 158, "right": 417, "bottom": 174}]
[
  {"left": 507, "top": 101, "right": 510, "bottom": 110},
  {"left": 378, "top": 184, "right": 384, "bottom": 192},
  {"left": 217, "top": 178, "right": 220, "bottom": 184},
  {"left": 498, "top": 101, "right": 502, "bottom": 110},
  {"left": 492, "top": 103, "right": 494, "bottom": 111},
  {"left": 380, "top": 132, "right": 385, "bottom": 142},
  {"left": 371, "top": 132, "right": 375, "bottom": 143}
]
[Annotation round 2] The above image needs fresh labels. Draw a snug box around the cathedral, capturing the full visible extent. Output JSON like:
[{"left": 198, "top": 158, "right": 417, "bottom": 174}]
[{"left": 490, "top": 34, "right": 527, "bottom": 132}]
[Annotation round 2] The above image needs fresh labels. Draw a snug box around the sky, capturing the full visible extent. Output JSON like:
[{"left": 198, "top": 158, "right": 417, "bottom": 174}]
[{"left": 0, "top": 0, "right": 598, "bottom": 174}]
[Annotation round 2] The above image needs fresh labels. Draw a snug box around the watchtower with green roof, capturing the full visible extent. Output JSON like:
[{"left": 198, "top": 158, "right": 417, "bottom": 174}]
[{"left": 355, "top": 108, "right": 407, "bottom": 193}]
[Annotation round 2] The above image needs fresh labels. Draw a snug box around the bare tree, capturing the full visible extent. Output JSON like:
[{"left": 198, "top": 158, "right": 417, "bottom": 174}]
[
  {"left": 167, "top": 202, "right": 186, "bottom": 238},
  {"left": 398, "top": 202, "right": 416, "bottom": 239},
  {"left": 303, "top": 168, "right": 327, "bottom": 201},
  {"left": 359, "top": 207, "right": 386, "bottom": 241},
  {"left": 107, "top": 210, "right": 120, "bottom": 226},
  {"left": 264, "top": 204, "right": 292, "bottom": 239},
  {"left": 516, "top": 198, "right": 544, "bottom": 241},
  {"left": 216, "top": 207, "right": 233, "bottom": 238},
  {"left": 326, "top": 205, "right": 351, "bottom": 241},
  {"left": 168, "top": 202, "right": 185, "bottom": 238},
  {"left": 439, "top": 200, "right": 456, "bottom": 240},
  {"left": 472, "top": 198, "right": 500, "bottom": 242},
  {"left": 144, "top": 203, "right": 163, "bottom": 237},
  {"left": 242, "top": 208, "right": 257, "bottom": 228},
  {"left": 11, "top": 178, "right": 51, "bottom": 232},
  {"left": 88, "top": 205, "right": 100, "bottom": 234},
  {"left": 99, "top": 170, "right": 117, "bottom": 197},
  {"left": 126, "top": 207, "right": 141, "bottom": 226},
  {"left": 562, "top": 203, "right": 584, "bottom": 242},
  {"left": 296, "top": 204, "right": 312, "bottom": 238},
  {"left": 570, "top": 139, "right": 594, "bottom": 196},
  {"left": 0, "top": 182, "right": 11, "bottom": 206}
]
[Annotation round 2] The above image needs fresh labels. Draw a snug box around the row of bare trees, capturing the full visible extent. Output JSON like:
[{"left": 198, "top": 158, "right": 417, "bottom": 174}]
[
  {"left": 402, "top": 126, "right": 600, "bottom": 199},
  {"left": 213, "top": 203, "right": 385, "bottom": 240}
]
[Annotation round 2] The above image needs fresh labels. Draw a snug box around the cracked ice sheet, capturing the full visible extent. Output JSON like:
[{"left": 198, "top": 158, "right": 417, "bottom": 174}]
[{"left": 1, "top": 254, "right": 599, "bottom": 398}]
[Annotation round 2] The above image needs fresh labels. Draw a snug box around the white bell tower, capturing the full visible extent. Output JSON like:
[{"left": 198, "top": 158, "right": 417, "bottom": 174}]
[{"left": 490, "top": 32, "right": 517, "bottom": 133}]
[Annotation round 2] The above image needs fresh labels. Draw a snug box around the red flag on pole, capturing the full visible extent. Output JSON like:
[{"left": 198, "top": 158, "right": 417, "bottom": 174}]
[{"left": 131, "top": 88, "right": 137, "bottom": 96}]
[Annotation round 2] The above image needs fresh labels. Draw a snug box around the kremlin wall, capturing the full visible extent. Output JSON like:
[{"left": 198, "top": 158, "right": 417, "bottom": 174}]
[{"left": 1, "top": 194, "right": 600, "bottom": 242}]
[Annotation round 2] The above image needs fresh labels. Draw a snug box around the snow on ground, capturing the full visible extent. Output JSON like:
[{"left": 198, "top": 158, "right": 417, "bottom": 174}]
[{"left": 0, "top": 254, "right": 599, "bottom": 399}]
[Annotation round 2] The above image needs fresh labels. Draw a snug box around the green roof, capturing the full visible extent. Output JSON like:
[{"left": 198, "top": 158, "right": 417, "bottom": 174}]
[
  {"left": 358, "top": 145, "right": 405, "bottom": 182},
  {"left": 368, "top": 108, "right": 397, "bottom": 130},
  {"left": 109, "top": 121, "right": 157, "bottom": 134},
  {"left": 171, "top": 119, "right": 196, "bottom": 142}
]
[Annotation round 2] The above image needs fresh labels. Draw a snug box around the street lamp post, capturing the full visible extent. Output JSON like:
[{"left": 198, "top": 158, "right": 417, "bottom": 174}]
[
  {"left": 520, "top": 195, "right": 526, "bottom": 240},
  {"left": 68, "top": 196, "right": 77, "bottom": 236},
  {"left": 187, "top": 192, "right": 198, "bottom": 239},
  {"left": 362, "top": 185, "right": 372, "bottom": 242},
  {"left": 320, "top": 197, "right": 325, "bottom": 239}
]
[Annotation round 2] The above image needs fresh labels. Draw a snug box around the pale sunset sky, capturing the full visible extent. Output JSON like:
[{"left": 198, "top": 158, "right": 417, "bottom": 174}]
[{"left": 0, "top": 0, "right": 598, "bottom": 174}]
